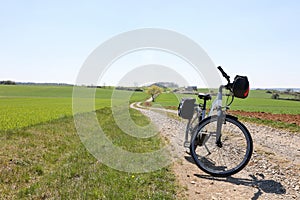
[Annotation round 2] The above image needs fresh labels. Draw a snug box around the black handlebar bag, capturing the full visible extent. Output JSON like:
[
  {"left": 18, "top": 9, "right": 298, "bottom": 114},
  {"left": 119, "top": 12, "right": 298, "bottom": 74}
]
[{"left": 232, "top": 76, "right": 249, "bottom": 99}]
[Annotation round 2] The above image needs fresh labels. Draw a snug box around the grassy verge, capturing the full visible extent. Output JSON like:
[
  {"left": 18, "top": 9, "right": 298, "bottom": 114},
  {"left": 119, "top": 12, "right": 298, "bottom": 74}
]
[{"left": 0, "top": 107, "right": 178, "bottom": 199}]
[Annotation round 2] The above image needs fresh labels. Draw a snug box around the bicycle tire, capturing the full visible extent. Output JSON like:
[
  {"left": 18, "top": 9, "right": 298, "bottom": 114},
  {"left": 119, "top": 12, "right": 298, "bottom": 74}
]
[{"left": 190, "top": 115, "right": 253, "bottom": 177}]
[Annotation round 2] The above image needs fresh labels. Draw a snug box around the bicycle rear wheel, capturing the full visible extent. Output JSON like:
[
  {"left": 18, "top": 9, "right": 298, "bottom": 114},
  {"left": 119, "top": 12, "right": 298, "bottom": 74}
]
[{"left": 190, "top": 115, "right": 253, "bottom": 177}]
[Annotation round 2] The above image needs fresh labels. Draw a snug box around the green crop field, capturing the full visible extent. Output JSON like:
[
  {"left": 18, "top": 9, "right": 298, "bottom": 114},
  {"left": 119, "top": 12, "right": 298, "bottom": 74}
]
[
  {"left": 228, "top": 90, "right": 299, "bottom": 114},
  {"left": 0, "top": 85, "right": 148, "bottom": 131},
  {"left": 154, "top": 89, "right": 300, "bottom": 114}
]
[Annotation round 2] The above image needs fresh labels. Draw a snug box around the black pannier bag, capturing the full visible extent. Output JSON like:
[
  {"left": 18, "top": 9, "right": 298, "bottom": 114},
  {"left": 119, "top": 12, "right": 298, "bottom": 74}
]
[
  {"left": 178, "top": 98, "right": 196, "bottom": 119},
  {"left": 232, "top": 75, "right": 250, "bottom": 99}
]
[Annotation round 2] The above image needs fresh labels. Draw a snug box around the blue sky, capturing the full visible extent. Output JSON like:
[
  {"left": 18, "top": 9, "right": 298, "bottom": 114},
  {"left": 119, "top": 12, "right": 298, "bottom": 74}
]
[{"left": 0, "top": 0, "right": 299, "bottom": 88}]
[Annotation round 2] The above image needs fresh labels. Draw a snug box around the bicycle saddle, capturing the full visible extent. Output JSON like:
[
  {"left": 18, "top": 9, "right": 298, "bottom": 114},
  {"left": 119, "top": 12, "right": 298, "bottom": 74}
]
[{"left": 198, "top": 93, "right": 212, "bottom": 100}]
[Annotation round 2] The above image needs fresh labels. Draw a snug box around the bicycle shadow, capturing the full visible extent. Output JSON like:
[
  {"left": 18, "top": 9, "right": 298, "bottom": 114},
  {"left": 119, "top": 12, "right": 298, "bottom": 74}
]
[{"left": 184, "top": 156, "right": 286, "bottom": 200}]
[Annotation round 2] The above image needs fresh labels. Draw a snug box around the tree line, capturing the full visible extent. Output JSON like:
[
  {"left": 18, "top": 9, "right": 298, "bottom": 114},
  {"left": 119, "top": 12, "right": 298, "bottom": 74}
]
[{"left": 0, "top": 80, "right": 16, "bottom": 85}]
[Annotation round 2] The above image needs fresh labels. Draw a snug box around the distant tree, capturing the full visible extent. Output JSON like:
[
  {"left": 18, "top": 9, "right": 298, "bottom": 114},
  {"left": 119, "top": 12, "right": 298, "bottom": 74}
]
[
  {"left": 266, "top": 90, "right": 272, "bottom": 94},
  {"left": 285, "top": 89, "right": 293, "bottom": 93},
  {"left": 0, "top": 80, "right": 16, "bottom": 85},
  {"left": 134, "top": 88, "right": 143, "bottom": 92},
  {"left": 271, "top": 93, "right": 280, "bottom": 99},
  {"left": 147, "top": 85, "right": 163, "bottom": 102}
]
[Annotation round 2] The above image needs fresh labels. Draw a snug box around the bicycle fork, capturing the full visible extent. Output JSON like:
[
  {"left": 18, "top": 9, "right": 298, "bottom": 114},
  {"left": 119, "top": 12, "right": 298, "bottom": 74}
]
[
  {"left": 215, "top": 85, "right": 225, "bottom": 148},
  {"left": 216, "top": 109, "right": 225, "bottom": 148}
]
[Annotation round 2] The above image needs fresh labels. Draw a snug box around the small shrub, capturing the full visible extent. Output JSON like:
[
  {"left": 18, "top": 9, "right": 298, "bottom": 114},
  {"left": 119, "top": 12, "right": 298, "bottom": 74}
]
[{"left": 271, "top": 93, "right": 280, "bottom": 99}]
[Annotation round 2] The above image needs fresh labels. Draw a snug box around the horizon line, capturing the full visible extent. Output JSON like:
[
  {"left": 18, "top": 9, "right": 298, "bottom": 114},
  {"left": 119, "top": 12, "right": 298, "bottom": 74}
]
[{"left": 1, "top": 81, "right": 299, "bottom": 90}]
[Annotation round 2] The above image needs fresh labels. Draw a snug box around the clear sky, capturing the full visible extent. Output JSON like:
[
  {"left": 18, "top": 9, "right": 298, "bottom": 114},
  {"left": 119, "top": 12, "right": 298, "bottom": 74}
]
[{"left": 0, "top": 0, "right": 299, "bottom": 88}]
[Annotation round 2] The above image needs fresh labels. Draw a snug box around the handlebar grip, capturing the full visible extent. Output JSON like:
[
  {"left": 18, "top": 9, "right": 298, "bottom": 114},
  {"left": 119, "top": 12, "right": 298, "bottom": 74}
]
[
  {"left": 217, "top": 66, "right": 227, "bottom": 77},
  {"left": 217, "top": 66, "right": 230, "bottom": 82}
]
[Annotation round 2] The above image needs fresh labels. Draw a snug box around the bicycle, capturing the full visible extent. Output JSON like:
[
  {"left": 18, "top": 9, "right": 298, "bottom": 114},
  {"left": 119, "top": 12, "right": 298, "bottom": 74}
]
[{"left": 178, "top": 66, "right": 253, "bottom": 177}]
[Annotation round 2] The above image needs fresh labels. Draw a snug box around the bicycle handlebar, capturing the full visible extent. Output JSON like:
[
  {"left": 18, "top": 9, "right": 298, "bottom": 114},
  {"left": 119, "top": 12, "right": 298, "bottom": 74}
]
[{"left": 217, "top": 66, "right": 230, "bottom": 84}]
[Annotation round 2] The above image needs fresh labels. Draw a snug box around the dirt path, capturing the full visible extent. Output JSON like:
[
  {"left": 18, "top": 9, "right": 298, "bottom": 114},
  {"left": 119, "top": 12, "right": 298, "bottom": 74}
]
[{"left": 131, "top": 103, "right": 300, "bottom": 200}]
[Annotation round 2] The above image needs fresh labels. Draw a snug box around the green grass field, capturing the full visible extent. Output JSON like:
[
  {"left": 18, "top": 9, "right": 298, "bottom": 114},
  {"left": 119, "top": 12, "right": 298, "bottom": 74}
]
[{"left": 0, "top": 108, "right": 178, "bottom": 199}]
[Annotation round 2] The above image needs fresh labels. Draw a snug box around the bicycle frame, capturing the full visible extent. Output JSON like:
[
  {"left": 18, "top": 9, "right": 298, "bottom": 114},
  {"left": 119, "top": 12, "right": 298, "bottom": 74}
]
[{"left": 184, "top": 85, "right": 226, "bottom": 147}]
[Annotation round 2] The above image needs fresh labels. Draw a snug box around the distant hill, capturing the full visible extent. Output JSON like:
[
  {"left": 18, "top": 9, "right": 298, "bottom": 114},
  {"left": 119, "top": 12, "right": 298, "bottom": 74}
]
[
  {"left": 150, "top": 82, "right": 179, "bottom": 88},
  {"left": 254, "top": 88, "right": 300, "bottom": 92}
]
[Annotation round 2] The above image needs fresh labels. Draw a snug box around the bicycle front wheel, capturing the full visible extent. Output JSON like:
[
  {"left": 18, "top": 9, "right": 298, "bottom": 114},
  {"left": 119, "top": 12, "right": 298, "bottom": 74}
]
[{"left": 190, "top": 115, "right": 253, "bottom": 177}]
